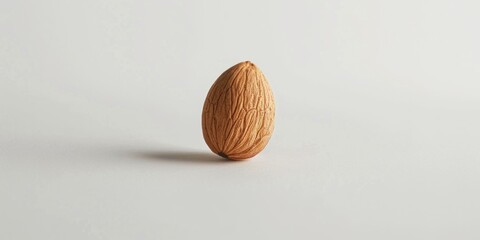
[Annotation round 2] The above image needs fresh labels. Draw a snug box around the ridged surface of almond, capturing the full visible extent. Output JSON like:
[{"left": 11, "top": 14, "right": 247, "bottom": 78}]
[{"left": 202, "top": 61, "right": 275, "bottom": 160}]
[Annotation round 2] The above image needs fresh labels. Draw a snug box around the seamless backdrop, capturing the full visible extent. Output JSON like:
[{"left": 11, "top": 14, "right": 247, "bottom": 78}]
[{"left": 1, "top": 0, "right": 480, "bottom": 239}]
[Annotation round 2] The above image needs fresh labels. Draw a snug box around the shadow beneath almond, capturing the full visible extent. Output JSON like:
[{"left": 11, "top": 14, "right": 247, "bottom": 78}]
[{"left": 132, "top": 150, "right": 233, "bottom": 164}]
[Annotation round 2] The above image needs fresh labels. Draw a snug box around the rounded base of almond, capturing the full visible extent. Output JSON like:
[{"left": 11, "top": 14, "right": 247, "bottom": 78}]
[{"left": 216, "top": 151, "right": 256, "bottom": 161}]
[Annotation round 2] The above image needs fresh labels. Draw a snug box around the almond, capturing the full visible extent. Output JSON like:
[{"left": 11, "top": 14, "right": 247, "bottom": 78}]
[{"left": 202, "top": 61, "right": 275, "bottom": 160}]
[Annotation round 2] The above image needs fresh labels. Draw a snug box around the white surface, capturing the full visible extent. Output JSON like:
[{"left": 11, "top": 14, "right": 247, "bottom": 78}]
[{"left": 1, "top": 0, "right": 480, "bottom": 239}]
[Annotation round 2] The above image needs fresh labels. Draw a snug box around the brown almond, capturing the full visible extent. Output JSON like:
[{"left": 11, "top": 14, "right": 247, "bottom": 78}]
[{"left": 202, "top": 61, "right": 275, "bottom": 160}]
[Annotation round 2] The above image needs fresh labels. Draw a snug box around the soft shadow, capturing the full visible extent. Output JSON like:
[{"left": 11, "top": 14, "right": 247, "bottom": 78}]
[{"left": 133, "top": 150, "right": 232, "bottom": 164}]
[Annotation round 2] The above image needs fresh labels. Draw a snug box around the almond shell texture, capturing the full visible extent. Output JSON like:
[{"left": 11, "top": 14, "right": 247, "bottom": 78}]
[{"left": 202, "top": 61, "right": 275, "bottom": 160}]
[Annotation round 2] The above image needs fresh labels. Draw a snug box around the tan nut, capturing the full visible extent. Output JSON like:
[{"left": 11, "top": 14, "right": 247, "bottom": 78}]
[{"left": 202, "top": 61, "right": 275, "bottom": 160}]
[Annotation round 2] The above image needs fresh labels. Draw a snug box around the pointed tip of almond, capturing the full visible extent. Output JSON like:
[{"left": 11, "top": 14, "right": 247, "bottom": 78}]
[{"left": 241, "top": 60, "right": 258, "bottom": 69}]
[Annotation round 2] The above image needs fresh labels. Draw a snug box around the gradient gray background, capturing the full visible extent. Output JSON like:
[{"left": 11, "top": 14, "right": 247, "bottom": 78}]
[{"left": 1, "top": 0, "right": 479, "bottom": 239}]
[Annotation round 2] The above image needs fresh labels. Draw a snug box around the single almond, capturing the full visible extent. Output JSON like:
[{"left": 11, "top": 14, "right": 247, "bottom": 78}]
[{"left": 202, "top": 61, "right": 275, "bottom": 160}]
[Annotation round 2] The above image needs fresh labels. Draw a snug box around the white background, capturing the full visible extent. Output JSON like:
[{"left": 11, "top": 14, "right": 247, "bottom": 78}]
[{"left": 1, "top": 0, "right": 480, "bottom": 239}]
